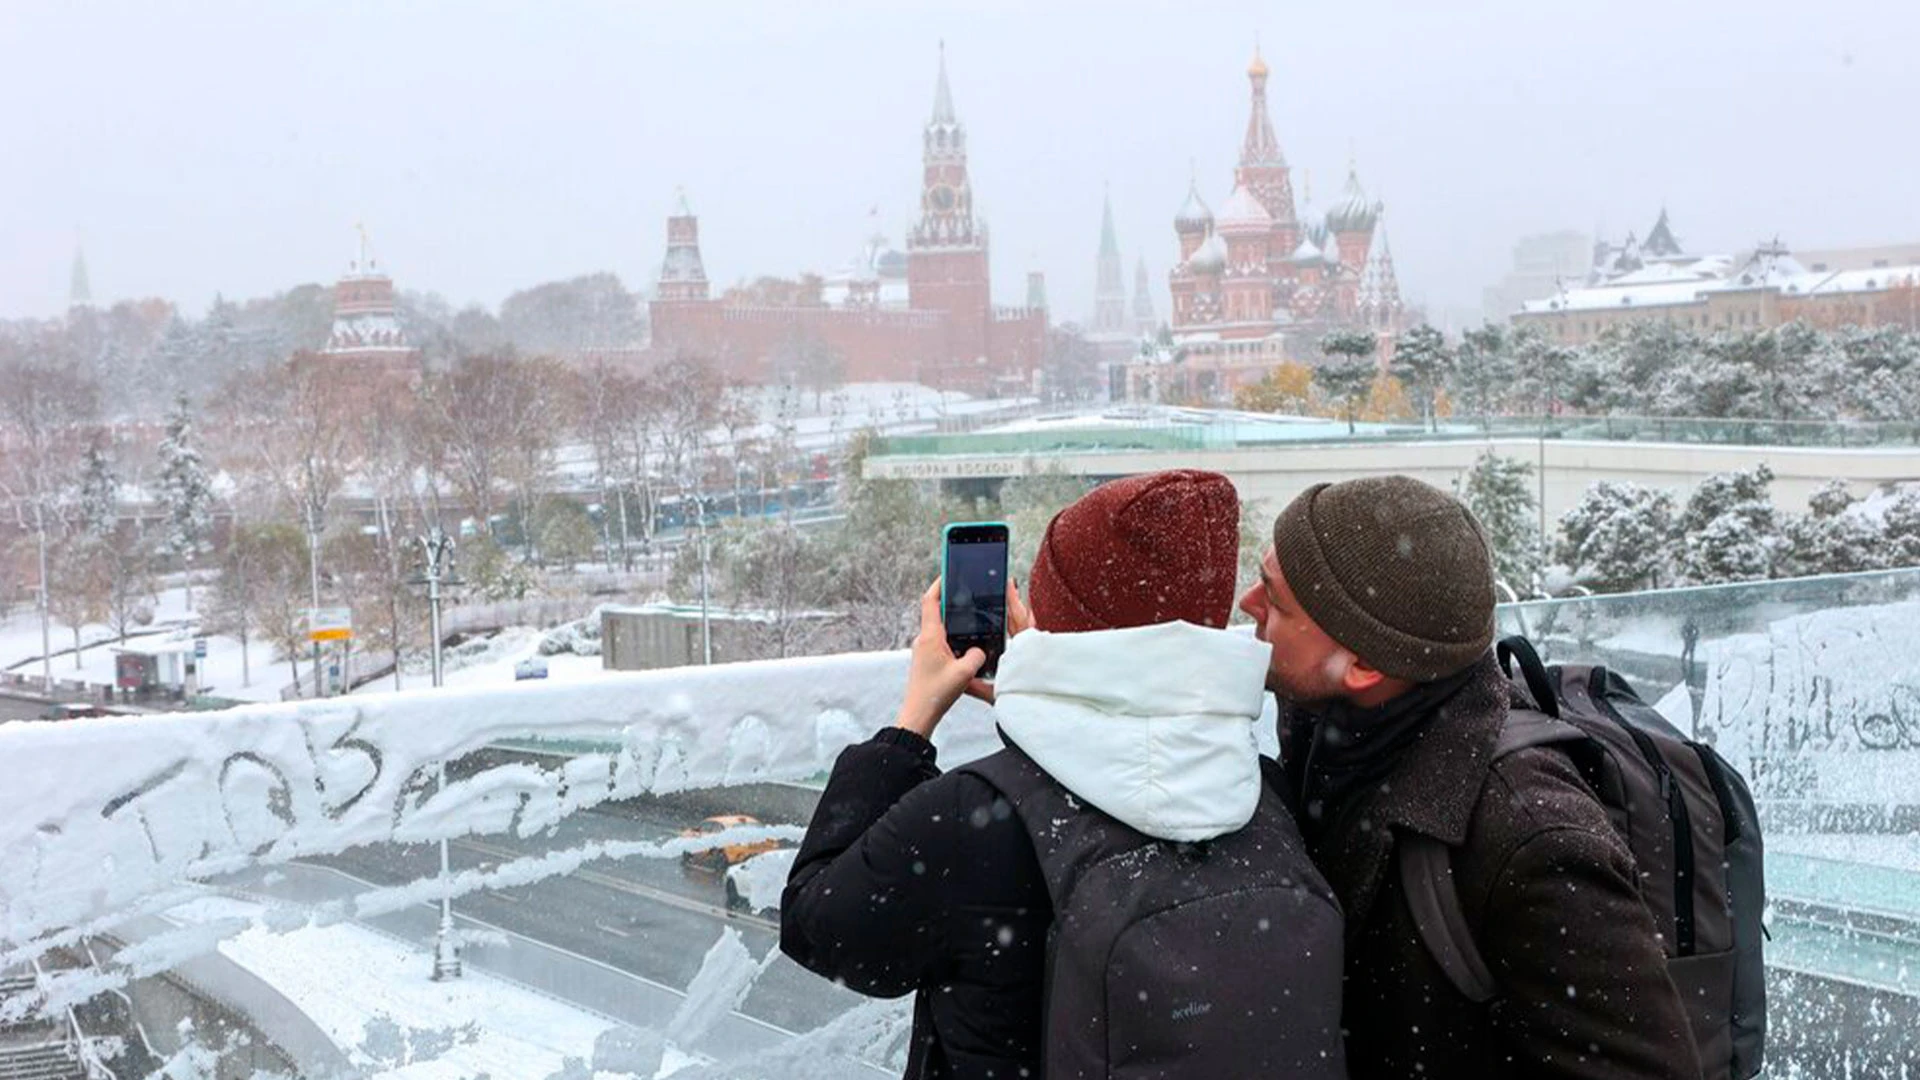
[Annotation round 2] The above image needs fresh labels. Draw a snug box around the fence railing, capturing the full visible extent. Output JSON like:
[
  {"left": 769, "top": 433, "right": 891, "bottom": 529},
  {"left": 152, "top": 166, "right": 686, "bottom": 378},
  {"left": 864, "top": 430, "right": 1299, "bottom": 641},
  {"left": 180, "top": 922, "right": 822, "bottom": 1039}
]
[{"left": 870, "top": 412, "right": 1920, "bottom": 458}]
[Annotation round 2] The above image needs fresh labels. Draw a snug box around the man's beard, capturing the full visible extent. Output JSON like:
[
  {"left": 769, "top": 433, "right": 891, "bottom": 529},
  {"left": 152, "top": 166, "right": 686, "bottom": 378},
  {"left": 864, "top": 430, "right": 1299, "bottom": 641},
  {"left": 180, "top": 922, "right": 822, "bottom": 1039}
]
[{"left": 1266, "top": 669, "right": 1338, "bottom": 708}]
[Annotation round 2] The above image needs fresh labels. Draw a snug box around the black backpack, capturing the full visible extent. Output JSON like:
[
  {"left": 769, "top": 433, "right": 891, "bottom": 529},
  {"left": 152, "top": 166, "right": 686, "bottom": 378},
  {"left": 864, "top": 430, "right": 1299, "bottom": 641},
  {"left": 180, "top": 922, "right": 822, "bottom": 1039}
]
[
  {"left": 1400, "top": 635, "right": 1766, "bottom": 1080},
  {"left": 961, "top": 744, "right": 1348, "bottom": 1079}
]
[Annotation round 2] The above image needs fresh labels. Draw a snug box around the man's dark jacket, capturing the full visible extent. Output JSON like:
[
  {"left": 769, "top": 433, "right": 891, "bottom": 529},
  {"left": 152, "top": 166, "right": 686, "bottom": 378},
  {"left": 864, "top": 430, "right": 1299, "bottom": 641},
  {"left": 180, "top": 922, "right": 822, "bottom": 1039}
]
[
  {"left": 1283, "top": 651, "right": 1704, "bottom": 1079},
  {"left": 781, "top": 727, "right": 1050, "bottom": 1079}
]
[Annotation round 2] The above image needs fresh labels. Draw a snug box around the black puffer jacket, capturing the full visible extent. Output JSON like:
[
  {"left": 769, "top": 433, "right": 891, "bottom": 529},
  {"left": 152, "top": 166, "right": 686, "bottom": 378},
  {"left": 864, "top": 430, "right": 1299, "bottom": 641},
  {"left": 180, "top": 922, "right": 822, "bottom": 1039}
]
[{"left": 781, "top": 728, "right": 1050, "bottom": 1079}]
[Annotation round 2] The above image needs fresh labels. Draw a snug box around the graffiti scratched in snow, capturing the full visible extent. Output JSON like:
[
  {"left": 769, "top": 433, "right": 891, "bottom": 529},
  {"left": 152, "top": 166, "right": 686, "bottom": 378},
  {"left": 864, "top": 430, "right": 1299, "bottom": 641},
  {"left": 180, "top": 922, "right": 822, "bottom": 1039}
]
[
  {"left": 1701, "top": 598, "right": 1920, "bottom": 802},
  {"left": 0, "top": 649, "right": 998, "bottom": 949}
]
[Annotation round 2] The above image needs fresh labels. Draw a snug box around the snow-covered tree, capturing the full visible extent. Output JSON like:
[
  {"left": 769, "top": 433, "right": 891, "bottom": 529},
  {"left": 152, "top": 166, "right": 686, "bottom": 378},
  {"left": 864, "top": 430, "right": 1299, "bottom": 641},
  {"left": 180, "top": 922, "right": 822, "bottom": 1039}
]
[
  {"left": 1675, "top": 464, "right": 1781, "bottom": 585},
  {"left": 76, "top": 438, "right": 119, "bottom": 540},
  {"left": 1512, "top": 326, "right": 1577, "bottom": 415},
  {"left": 196, "top": 295, "right": 243, "bottom": 392},
  {"left": 817, "top": 431, "right": 950, "bottom": 651},
  {"left": 1762, "top": 322, "right": 1843, "bottom": 421},
  {"left": 157, "top": 393, "right": 216, "bottom": 613},
  {"left": 1317, "top": 330, "right": 1378, "bottom": 434},
  {"left": 999, "top": 471, "right": 1095, "bottom": 580},
  {"left": 498, "top": 272, "right": 644, "bottom": 353},
  {"left": 716, "top": 517, "right": 828, "bottom": 660},
  {"left": 1456, "top": 450, "right": 1541, "bottom": 591},
  {"left": 48, "top": 540, "right": 110, "bottom": 666},
  {"left": 212, "top": 523, "right": 310, "bottom": 692},
  {"left": 1388, "top": 324, "right": 1451, "bottom": 430},
  {"left": 1555, "top": 481, "right": 1677, "bottom": 594},
  {"left": 104, "top": 542, "right": 155, "bottom": 644},
  {"left": 1878, "top": 485, "right": 1920, "bottom": 569},
  {"left": 1834, "top": 325, "right": 1920, "bottom": 421},
  {"left": 1448, "top": 323, "right": 1517, "bottom": 422},
  {"left": 1573, "top": 322, "right": 1696, "bottom": 414},
  {"left": 141, "top": 316, "right": 201, "bottom": 411},
  {"left": 158, "top": 394, "right": 215, "bottom": 559},
  {"left": 1233, "top": 362, "right": 1315, "bottom": 415},
  {"left": 1779, "top": 480, "right": 1885, "bottom": 578}
]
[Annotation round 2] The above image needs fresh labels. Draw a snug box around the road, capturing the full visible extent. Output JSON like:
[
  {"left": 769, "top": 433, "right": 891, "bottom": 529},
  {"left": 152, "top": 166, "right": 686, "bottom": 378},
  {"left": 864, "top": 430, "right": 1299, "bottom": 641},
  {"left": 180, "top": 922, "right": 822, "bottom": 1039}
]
[
  {"left": 308, "top": 798, "right": 865, "bottom": 1035},
  {"left": 0, "top": 694, "right": 53, "bottom": 722}
]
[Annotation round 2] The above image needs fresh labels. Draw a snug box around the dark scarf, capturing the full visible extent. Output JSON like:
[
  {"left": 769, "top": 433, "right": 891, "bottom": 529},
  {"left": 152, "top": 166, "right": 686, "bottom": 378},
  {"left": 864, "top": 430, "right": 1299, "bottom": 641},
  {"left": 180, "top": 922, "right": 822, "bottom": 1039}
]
[{"left": 1280, "top": 663, "right": 1480, "bottom": 843}]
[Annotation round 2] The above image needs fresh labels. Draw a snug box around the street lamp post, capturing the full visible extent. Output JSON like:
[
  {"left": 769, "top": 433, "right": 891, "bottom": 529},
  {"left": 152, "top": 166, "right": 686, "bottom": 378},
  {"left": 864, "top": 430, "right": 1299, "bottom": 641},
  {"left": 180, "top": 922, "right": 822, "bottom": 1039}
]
[
  {"left": 305, "top": 499, "right": 324, "bottom": 699},
  {"left": 410, "top": 525, "right": 463, "bottom": 981},
  {"left": 34, "top": 499, "right": 52, "bottom": 696},
  {"left": 696, "top": 493, "right": 713, "bottom": 665}
]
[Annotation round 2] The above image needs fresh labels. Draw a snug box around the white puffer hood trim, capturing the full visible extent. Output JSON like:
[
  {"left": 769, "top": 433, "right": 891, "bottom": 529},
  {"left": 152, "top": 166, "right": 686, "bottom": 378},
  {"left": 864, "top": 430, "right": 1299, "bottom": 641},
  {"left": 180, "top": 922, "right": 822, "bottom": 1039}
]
[{"left": 992, "top": 621, "right": 1270, "bottom": 842}]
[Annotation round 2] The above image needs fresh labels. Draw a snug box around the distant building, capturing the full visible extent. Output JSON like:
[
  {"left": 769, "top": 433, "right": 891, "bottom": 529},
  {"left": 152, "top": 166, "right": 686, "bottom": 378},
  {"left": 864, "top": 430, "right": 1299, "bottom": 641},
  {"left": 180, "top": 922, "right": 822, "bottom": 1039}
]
[
  {"left": 314, "top": 226, "right": 421, "bottom": 378},
  {"left": 600, "top": 604, "right": 848, "bottom": 670},
  {"left": 1025, "top": 269, "right": 1049, "bottom": 313},
  {"left": 1116, "top": 46, "right": 1405, "bottom": 404},
  {"left": 1091, "top": 191, "right": 1128, "bottom": 337},
  {"left": 820, "top": 227, "right": 911, "bottom": 310},
  {"left": 1790, "top": 241, "right": 1920, "bottom": 275},
  {"left": 1131, "top": 256, "right": 1157, "bottom": 338},
  {"left": 645, "top": 47, "right": 1046, "bottom": 396},
  {"left": 1085, "top": 191, "right": 1136, "bottom": 364},
  {"left": 1513, "top": 212, "right": 1920, "bottom": 345},
  {"left": 69, "top": 243, "right": 92, "bottom": 311},
  {"left": 1482, "top": 230, "right": 1590, "bottom": 325}
]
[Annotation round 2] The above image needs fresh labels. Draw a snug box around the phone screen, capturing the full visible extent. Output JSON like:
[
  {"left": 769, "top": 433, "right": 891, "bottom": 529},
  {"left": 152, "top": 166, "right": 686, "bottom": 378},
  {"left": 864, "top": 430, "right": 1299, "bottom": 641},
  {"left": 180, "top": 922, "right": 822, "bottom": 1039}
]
[{"left": 944, "top": 524, "right": 1009, "bottom": 675}]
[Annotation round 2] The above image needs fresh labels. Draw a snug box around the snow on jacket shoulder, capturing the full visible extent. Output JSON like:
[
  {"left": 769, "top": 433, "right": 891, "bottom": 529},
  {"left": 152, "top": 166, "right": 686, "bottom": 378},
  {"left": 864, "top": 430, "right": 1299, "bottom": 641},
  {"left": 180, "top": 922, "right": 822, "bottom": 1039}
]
[{"left": 993, "top": 620, "right": 1271, "bottom": 842}]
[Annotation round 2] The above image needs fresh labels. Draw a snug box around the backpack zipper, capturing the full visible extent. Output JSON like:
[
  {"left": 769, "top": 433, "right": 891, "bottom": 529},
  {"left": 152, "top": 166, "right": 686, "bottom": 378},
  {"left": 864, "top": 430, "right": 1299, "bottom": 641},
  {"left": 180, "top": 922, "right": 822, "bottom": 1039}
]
[{"left": 1594, "top": 679, "right": 1697, "bottom": 957}]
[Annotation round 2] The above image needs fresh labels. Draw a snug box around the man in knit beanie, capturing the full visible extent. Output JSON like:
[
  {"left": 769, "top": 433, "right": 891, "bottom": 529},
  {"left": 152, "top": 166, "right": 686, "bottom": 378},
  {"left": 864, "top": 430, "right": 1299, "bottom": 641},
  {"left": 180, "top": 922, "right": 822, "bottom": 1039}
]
[
  {"left": 1242, "top": 475, "right": 1699, "bottom": 1080},
  {"left": 785, "top": 471, "right": 1343, "bottom": 1079}
]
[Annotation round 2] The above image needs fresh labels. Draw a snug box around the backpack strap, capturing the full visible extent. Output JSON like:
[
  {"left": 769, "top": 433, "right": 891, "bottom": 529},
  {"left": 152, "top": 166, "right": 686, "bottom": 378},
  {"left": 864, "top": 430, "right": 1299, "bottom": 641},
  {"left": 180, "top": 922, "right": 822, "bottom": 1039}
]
[
  {"left": 1496, "top": 634, "right": 1560, "bottom": 720},
  {"left": 959, "top": 743, "right": 1149, "bottom": 907},
  {"left": 1497, "top": 707, "right": 1586, "bottom": 757},
  {"left": 1399, "top": 832, "right": 1498, "bottom": 1004},
  {"left": 1399, "top": 705, "right": 1589, "bottom": 1005}
]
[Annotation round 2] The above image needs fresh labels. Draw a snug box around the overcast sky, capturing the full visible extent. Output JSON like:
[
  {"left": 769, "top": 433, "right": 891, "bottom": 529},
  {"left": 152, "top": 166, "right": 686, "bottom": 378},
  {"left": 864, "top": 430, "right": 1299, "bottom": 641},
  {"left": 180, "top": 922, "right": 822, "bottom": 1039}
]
[{"left": 5, "top": 0, "right": 1917, "bottom": 327}]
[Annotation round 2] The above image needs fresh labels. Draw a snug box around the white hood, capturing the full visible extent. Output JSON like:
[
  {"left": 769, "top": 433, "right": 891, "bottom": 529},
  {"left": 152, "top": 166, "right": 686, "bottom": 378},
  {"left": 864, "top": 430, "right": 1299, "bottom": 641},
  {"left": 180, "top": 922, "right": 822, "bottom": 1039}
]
[{"left": 992, "top": 621, "right": 1271, "bottom": 842}]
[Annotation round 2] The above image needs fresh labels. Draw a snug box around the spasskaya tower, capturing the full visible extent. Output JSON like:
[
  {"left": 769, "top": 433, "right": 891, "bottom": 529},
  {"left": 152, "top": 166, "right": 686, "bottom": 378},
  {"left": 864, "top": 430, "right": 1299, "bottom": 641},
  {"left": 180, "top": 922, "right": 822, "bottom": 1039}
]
[
  {"left": 907, "top": 43, "right": 993, "bottom": 378},
  {"left": 647, "top": 44, "right": 1044, "bottom": 396}
]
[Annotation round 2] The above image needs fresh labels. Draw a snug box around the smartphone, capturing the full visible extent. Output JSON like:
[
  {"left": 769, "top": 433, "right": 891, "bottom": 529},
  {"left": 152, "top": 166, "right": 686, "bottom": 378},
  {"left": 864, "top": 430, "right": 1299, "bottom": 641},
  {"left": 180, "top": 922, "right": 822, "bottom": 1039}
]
[{"left": 941, "top": 522, "right": 1010, "bottom": 678}]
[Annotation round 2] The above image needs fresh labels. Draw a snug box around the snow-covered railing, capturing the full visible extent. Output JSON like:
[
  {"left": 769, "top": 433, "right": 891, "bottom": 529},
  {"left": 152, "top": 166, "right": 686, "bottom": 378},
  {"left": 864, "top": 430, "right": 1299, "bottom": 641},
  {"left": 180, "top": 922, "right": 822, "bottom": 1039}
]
[
  {"left": 0, "top": 646, "right": 983, "bottom": 1076},
  {"left": 0, "top": 649, "right": 978, "bottom": 950}
]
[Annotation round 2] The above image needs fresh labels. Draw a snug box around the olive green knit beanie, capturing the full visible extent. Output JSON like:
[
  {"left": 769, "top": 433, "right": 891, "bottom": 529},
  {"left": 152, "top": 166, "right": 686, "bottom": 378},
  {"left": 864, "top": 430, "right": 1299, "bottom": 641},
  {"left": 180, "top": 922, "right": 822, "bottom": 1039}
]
[{"left": 1271, "top": 476, "right": 1496, "bottom": 682}]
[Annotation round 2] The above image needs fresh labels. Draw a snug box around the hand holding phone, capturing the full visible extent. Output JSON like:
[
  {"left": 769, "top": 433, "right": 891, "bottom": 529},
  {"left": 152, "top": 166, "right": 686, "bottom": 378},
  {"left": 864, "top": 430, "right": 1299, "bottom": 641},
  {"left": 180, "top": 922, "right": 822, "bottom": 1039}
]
[{"left": 941, "top": 522, "right": 1010, "bottom": 678}]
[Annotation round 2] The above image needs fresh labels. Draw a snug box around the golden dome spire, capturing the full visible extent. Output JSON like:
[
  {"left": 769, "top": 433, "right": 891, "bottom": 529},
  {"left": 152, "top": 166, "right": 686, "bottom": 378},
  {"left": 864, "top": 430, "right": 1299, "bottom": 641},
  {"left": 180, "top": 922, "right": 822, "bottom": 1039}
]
[{"left": 1248, "top": 37, "right": 1268, "bottom": 79}]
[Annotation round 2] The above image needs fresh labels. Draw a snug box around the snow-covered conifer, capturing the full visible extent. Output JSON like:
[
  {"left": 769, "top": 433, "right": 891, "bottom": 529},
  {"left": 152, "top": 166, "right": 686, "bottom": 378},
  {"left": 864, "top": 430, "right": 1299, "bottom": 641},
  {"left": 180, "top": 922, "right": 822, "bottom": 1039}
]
[
  {"left": 1675, "top": 465, "right": 1780, "bottom": 585},
  {"left": 1456, "top": 450, "right": 1540, "bottom": 590},
  {"left": 1780, "top": 480, "right": 1884, "bottom": 578},
  {"left": 157, "top": 392, "right": 216, "bottom": 562},
  {"left": 1555, "top": 480, "right": 1676, "bottom": 593}
]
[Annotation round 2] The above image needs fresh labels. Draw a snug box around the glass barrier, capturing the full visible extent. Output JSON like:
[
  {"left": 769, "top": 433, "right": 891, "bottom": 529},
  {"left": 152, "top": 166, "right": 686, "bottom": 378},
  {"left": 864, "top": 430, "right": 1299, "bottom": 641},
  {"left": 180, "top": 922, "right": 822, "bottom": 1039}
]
[
  {"left": 2, "top": 572, "right": 1917, "bottom": 1077},
  {"left": 1500, "top": 568, "right": 1920, "bottom": 1072}
]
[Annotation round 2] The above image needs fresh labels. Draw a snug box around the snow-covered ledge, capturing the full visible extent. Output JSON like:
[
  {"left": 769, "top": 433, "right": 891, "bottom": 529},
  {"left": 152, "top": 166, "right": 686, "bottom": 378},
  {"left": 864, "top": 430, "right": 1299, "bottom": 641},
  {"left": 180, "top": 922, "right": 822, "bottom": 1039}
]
[{"left": 0, "top": 648, "right": 1005, "bottom": 951}]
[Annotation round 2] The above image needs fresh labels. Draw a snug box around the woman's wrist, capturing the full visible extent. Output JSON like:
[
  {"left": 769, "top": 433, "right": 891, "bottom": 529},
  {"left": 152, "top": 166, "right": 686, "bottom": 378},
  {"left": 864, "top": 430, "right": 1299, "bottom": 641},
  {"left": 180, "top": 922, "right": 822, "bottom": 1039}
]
[{"left": 894, "top": 704, "right": 940, "bottom": 739}]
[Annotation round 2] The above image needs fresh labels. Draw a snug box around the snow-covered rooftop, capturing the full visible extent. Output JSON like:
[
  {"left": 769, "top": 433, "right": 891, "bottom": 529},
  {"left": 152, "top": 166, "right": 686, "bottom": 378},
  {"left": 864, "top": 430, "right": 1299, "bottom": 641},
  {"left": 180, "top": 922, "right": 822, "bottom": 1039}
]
[
  {"left": 1218, "top": 184, "right": 1272, "bottom": 231},
  {"left": 1522, "top": 259, "right": 1920, "bottom": 314}
]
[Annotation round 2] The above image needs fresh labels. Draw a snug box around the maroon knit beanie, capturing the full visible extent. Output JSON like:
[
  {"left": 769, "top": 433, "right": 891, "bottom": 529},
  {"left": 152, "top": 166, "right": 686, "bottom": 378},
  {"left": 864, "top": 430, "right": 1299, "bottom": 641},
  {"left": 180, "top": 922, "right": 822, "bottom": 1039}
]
[{"left": 1027, "top": 469, "right": 1242, "bottom": 633}]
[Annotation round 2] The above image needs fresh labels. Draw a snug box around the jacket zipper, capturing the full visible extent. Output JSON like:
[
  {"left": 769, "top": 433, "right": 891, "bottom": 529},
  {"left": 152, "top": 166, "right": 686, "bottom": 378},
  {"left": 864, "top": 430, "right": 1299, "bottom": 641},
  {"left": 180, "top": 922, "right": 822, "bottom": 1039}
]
[{"left": 1595, "top": 685, "right": 1696, "bottom": 957}]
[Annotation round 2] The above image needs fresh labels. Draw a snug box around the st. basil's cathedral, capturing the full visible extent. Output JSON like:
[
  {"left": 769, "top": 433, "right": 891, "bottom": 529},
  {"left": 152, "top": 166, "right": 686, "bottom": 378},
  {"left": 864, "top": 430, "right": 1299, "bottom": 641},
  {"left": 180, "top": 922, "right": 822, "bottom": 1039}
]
[{"left": 1114, "top": 47, "right": 1406, "bottom": 402}]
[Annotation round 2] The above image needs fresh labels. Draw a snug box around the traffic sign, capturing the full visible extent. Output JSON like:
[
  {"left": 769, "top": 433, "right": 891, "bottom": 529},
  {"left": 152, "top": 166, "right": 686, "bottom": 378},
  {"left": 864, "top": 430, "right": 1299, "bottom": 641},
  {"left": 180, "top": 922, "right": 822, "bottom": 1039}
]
[
  {"left": 193, "top": 637, "right": 208, "bottom": 659},
  {"left": 306, "top": 607, "right": 354, "bottom": 642}
]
